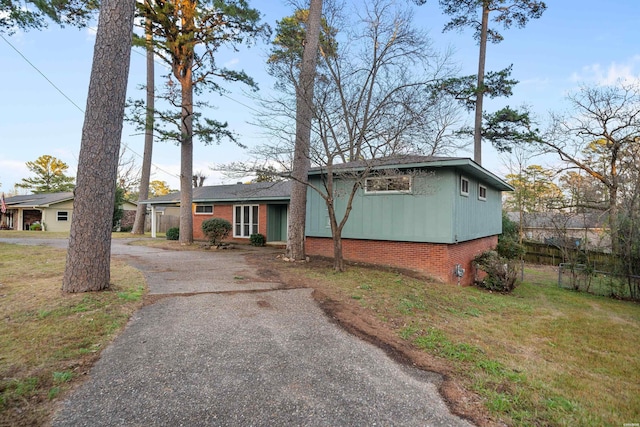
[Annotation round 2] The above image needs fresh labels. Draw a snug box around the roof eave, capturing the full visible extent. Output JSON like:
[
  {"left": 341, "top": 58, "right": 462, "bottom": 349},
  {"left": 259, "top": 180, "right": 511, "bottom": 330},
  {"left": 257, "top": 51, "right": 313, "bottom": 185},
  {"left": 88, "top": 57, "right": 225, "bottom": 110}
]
[{"left": 308, "top": 158, "right": 514, "bottom": 192}]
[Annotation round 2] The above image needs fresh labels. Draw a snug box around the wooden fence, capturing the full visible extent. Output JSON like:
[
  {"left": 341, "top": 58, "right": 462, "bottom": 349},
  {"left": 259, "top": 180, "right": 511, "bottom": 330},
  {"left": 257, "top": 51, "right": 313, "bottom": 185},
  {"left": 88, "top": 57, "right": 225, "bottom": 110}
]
[{"left": 522, "top": 241, "right": 616, "bottom": 270}]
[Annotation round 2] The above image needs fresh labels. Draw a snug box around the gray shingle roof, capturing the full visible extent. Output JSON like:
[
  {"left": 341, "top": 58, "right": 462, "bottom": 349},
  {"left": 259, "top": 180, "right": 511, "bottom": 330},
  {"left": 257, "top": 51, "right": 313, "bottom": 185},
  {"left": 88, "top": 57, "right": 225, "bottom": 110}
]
[
  {"left": 3, "top": 192, "right": 74, "bottom": 207},
  {"left": 308, "top": 155, "right": 465, "bottom": 173},
  {"left": 507, "top": 211, "right": 607, "bottom": 229},
  {"left": 307, "top": 155, "right": 513, "bottom": 191},
  {"left": 141, "top": 181, "right": 292, "bottom": 204}
]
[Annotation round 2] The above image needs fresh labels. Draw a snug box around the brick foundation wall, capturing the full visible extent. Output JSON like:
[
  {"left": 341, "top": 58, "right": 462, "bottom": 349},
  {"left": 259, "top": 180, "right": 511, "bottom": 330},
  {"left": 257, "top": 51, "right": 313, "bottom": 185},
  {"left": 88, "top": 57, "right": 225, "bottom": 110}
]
[{"left": 305, "top": 235, "right": 497, "bottom": 286}]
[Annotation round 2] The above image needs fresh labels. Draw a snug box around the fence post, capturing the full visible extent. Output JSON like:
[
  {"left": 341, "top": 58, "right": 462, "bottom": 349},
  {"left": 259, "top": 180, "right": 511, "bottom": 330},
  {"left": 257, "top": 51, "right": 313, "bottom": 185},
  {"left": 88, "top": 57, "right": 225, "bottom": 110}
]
[{"left": 558, "top": 263, "right": 562, "bottom": 287}]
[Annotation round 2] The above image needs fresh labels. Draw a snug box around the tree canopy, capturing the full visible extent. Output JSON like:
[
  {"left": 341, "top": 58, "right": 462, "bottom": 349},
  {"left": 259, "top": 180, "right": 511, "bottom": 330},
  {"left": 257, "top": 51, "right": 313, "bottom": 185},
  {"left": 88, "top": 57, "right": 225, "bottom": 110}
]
[
  {"left": 16, "top": 154, "right": 75, "bottom": 193},
  {"left": 1, "top": 0, "right": 98, "bottom": 34},
  {"left": 128, "top": 0, "right": 269, "bottom": 244}
]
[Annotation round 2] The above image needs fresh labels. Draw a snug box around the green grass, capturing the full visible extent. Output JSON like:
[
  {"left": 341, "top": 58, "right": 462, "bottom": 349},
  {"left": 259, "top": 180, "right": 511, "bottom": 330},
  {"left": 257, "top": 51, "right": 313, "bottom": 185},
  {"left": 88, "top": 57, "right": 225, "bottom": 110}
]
[
  {"left": 286, "top": 263, "right": 640, "bottom": 426},
  {"left": 0, "top": 242, "right": 147, "bottom": 426}
]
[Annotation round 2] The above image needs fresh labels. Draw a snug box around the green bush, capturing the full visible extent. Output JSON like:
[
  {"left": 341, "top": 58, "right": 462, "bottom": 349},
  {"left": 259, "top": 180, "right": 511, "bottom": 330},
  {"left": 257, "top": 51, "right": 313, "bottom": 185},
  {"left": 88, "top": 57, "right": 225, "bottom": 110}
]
[
  {"left": 497, "top": 212, "right": 525, "bottom": 259},
  {"left": 29, "top": 223, "right": 42, "bottom": 231},
  {"left": 166, "top": 227, "right": 180, "bottom": 240},
  {"left": 474, "top": 250, "right": 519, "bottom": 293},
  {"left": 250, "top": 233, "right": 266, "bottom": 247},
  {"left": 496, "top": 237, "right": 525, "bottom": 260},
  {"left": 201, "top": 218, "right": 232, "bottom": 247}
]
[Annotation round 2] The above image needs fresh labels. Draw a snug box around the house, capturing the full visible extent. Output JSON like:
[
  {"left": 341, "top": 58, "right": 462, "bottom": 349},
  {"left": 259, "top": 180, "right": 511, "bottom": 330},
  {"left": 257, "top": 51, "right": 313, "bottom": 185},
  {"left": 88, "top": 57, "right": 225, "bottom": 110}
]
[
  {"left": 0, "top": 192, "right": 137, "bottom": 232},
  {"left": 304, "top": 156, "right": 513, "bottom": 285},
  {"left": 143, "top": 156, "right": 513, "bottom": 285},
  {"left": 506, "top": 211, "right": 610, "bottom": 251},
  {"left": 142, "top": 181, "right": 291, "bottom": 243}
]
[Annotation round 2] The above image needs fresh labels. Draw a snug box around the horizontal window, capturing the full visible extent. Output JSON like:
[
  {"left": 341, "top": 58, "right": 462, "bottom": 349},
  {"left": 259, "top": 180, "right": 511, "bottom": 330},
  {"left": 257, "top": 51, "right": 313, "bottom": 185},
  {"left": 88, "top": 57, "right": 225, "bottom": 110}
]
[
  {"left": 195, "top": 205, "right": 213, "bottom": 214},
  {"left": 57, "top": 211, "right": 69, "bottom": 221},
  {"left": 365, "top": 175, "right": 411, "bottom": 194}
]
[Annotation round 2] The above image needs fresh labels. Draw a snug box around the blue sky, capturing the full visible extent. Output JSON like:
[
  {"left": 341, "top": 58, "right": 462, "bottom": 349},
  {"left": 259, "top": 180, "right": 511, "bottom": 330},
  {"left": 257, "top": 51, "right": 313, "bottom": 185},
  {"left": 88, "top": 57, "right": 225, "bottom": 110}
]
[{"left": 1, "top": 0, "right": 639, "bottom": 194}]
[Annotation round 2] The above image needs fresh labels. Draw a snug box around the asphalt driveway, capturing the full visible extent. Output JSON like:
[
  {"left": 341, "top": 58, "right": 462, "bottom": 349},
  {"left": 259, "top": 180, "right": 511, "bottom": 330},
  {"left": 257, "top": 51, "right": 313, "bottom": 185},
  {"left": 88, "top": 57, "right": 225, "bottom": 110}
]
[{"left": 2, "top": 237, "right": 472, "bottom": 426}]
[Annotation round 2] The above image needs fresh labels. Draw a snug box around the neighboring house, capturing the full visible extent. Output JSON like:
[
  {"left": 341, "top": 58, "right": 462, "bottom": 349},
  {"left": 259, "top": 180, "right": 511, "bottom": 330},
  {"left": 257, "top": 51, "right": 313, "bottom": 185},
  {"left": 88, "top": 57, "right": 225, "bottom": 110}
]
[
  {"left": 142, "top": 181, "right": 291, "bottom": 243},
  {"left": 0, "top": 192, "right": 137, "bottom": 232},
  {"left": 143, "top": 156, "right": 513, "bottom": 285},
  {"left": 507, "top": 211, "right": 610, "bottom": 251}
]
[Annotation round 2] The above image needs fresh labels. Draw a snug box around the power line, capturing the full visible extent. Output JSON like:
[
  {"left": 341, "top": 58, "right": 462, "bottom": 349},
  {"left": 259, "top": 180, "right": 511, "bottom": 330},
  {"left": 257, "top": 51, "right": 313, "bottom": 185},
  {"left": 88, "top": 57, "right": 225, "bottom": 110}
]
[
  {"left": 1, "top": 33, "right": 85, "bottom": 114},
  {"left": 0, "top": 33, "right": 180, "bottom": 182}
]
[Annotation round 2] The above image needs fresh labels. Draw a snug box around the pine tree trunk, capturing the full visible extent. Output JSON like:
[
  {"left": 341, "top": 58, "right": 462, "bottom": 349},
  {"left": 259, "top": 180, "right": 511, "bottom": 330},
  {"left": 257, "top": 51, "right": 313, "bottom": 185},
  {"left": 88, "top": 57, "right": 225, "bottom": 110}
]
[
  {"left": 62, "top": 0, "right": 135, "bottom": 292},
  {"left": 178, "top": 73, "right": 194, "bottom": 244},
  {"left": 473, "top": 3, "right": 490, "bottom": 165},
  {"left": 286, "top": 0, "right": 323, "bottom": 261},
  {"left": 132, "top": 14, "right": 155, "bottom": 235}
]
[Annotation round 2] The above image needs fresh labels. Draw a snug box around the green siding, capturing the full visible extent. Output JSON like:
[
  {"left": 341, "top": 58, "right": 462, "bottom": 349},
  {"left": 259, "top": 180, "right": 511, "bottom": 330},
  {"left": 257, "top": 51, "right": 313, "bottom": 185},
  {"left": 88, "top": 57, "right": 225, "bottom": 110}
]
[
  {"left": 267, "top": 204, "right": 288, "bottom": 241},
  {"left": 306, "top": 170, "right": 456, "bottom": 243},
  {"left": 306, "top": 167, "right": 504, "bottom": 244},
  {"left": 453, "top": 174, "right": 503, "bottom": 241}
]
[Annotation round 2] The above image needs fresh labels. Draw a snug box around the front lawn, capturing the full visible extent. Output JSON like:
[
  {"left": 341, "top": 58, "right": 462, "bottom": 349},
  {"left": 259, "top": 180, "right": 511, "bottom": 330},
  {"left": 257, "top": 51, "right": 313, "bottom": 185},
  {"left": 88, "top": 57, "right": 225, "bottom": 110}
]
[
  {"left": 272, "top": 260, "right": 640, "bottom": 426},
  {"left": 0, "top": 242, "right": 146, "bottom": 426}
]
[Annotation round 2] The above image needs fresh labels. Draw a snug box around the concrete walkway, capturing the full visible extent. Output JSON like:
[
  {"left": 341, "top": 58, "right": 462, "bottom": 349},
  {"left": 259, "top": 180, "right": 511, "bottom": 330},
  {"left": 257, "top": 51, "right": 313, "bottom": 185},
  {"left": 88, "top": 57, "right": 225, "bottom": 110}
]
[{"left": 2, "top": 237, "right": 472, "bottom": 426}]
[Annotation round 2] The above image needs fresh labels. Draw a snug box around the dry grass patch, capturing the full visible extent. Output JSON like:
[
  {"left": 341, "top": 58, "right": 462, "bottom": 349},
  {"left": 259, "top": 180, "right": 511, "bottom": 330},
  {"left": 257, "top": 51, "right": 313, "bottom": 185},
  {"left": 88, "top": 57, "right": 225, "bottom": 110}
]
[
  {"left": 0, "top": 242, "right": 146, "bottom": 426},
  {"left": 270, "top": 259, "right": 640, "bottom": 427}
]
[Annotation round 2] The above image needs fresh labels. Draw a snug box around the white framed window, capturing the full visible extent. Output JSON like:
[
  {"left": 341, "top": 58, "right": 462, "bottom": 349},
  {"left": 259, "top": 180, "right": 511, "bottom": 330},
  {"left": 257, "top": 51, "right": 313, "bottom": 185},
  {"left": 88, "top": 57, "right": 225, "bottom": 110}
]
[
  {"left": 460, "top": 176, "right": 469, "bottom": 196},
  {"left": 195, "top": 205, "right": 213, "bottom": 214},
  {"left": 234, "top": 205, "right": 259, "bottom": 237},
  {"left": 478, "top": 184, "right": 487, "bottom": 201},
  {"left": 365, "top": 175, "right": 412, "bottom": 194},
  {"left": 57, "top": 211, "right": 69, "bottom": 221}
]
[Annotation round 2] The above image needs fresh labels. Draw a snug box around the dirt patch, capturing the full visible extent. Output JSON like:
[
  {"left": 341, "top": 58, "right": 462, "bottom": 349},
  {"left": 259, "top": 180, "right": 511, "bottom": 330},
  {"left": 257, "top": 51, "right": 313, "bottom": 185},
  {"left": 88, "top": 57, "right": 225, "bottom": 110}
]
[{"left": 245, "top": 251, "right": 501, "bottom": 427}]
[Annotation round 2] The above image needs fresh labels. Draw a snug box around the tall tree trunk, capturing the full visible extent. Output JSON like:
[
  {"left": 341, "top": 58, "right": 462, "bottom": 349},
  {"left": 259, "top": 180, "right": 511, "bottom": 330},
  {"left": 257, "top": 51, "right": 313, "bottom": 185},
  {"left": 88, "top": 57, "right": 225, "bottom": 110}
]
[
  {"left": 178, "top": 75, "right": 194, "bottom": 244},
  {"left": 62, "top": 0, "right": 135, "bottom": 292},
  {"left": 132, "top": 13, "right": 155, "bottom": 235},
  {"left": 473, "top": 3, "right": 490, "bottom": 165},
  {"left": 286, "top": 0, "right": 323, "bottom": 260},
  {"left": 609, "top": 180, "right": 619, "bottom": 255}
]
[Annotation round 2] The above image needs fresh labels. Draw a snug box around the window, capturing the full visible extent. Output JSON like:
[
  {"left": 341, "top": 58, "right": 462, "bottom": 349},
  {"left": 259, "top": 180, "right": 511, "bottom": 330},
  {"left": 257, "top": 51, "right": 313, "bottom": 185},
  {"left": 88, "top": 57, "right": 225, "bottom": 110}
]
[
  {"left": 460, "top": 176, "right": 469, "bottom": 196},
  {"left": 195, "top": 205, "right": 213, "bottom": 214},
  {"left": 234, "top": 205, "right": 259, "bottom": 237},
  {"left": 365, "top": 175, "right": 411, "bottom": 193},
  {"left": 57, "top": 211, "right": 69, "bottom": 221},
  {"left": 478, "top": 184, "right": 487, "bottom": 201}
]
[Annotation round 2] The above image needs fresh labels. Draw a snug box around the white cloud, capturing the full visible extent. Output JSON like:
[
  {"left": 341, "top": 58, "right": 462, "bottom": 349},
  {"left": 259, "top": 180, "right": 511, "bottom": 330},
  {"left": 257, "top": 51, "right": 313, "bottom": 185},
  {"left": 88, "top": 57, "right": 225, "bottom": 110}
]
[
  {"left": 224, "top": 58, "right": 240, "bottom": 68},
  {"left": 571, "top": 55, "right": 640, "bottom": 86},
  {"left": 0, "top": 159, "right": 29, "bottom": 192}
]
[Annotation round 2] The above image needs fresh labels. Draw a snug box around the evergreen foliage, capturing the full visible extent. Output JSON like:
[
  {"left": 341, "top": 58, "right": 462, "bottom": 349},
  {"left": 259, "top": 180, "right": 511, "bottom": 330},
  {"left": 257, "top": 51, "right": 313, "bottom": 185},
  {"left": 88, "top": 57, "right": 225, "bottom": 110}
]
[
  {"left": 201, "top": 218, "right": 232, "bottom": 247},
  {"left": 166, "top": 227, "right": 180, "bottom": 240},
  {"left": 16, "top": 155, "right": 75, "bottom": 193}
]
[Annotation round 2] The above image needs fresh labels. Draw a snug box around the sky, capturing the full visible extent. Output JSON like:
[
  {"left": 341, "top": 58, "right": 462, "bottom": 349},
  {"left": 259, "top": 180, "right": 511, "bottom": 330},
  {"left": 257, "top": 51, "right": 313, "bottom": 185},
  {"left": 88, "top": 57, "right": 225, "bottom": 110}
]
[{"left": 1, "top": 0, "right": 639, "bottom": 195}]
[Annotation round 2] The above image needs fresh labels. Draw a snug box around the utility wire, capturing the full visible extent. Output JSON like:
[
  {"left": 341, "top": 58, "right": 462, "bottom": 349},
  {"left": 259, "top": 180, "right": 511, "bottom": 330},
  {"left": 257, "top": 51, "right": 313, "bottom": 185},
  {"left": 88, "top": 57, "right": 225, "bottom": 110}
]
[
  {"left": 0, "top": 33, "right": 180, "bottom": 181},
  {"left": 1, "top": 33, "right": 85, "bottom": 114}
]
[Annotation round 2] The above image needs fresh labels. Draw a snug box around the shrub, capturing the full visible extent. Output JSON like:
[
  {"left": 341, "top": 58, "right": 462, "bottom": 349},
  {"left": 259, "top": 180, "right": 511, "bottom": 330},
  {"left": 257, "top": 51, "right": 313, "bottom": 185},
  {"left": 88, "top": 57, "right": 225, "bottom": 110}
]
[
  {"left": 497, "top": 212, "right": 525, "bottom": 260},
  {"left": 29, "top": 223, "right": 42, "bottom": 231},
  {"left": 201, "top": 218, "right": 232, "bottom": 247},
  {"left": 474, "top": 250, "right": 519, "bottom": 293},
  {"left": 166, "top": 227, "right": 180, "bottom": 240},
  {"left": 496, "top": 237, "right": 525, "bottom": 260},
  {"left": 250, "top": 233, "right": 265, "bottom": 247}
]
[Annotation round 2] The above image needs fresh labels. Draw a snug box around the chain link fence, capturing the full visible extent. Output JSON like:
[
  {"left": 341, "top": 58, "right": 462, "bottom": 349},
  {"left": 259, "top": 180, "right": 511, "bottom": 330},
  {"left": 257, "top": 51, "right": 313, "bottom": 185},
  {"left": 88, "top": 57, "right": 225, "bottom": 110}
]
[{"left": 558, "top": 263, "right": 640, "bottom": 300}]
